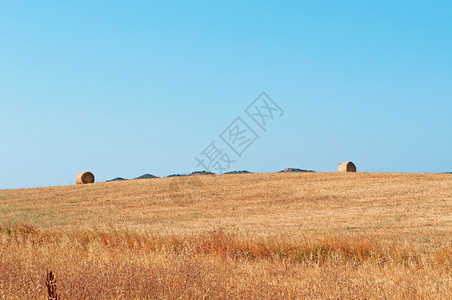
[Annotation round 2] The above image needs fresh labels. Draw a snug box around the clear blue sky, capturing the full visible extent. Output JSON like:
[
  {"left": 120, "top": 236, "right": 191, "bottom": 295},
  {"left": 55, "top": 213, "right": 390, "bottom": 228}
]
[{"left": 1, "top": 1, "right": 451, "bottom": 189}]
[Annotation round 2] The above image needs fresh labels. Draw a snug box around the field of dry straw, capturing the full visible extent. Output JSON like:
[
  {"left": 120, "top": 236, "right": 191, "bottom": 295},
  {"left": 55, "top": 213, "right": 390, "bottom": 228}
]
[{"left": 0, "top": 172, "right": 451, "bottom": 299}]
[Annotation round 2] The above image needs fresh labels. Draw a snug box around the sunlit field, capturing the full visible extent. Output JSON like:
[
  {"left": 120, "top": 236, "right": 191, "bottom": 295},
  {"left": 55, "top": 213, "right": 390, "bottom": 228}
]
[{"left": 1, "top": 173, "right": 451, "bottom": 298}]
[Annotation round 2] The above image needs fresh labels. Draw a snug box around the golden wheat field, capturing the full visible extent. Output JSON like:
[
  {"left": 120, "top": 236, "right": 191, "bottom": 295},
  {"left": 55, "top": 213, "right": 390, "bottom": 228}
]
[{"left": 0, "top": 172, "right": 451, "bottom": 299}]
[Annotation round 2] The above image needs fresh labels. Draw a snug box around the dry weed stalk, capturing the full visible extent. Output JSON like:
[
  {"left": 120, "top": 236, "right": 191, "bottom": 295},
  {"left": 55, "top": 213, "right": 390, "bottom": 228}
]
[{"left": 45, "top": 270, "right": 59, "bottom": 300}]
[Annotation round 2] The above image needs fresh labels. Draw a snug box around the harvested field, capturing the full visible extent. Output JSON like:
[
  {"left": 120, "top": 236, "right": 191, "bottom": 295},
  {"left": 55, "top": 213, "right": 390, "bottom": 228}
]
[{"left": 0, "top": 172, "right": 451, "bottom": 298}]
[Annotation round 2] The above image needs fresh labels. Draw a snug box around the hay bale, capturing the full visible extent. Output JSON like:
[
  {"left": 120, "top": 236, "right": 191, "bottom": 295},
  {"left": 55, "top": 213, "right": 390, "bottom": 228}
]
[
  {"left": 337, "top": 161, "right": 356, "bottom": 173},
  {"left": 75, "top": 172, "right": 95, "bottom": 184}
]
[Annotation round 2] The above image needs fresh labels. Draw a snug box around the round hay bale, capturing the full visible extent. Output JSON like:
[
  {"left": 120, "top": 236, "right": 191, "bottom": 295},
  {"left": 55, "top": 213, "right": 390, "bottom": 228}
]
[
  {"left": 337, "top": 161, "right": 356, "bottom": 173},
  {"left": 75, "top": 172, "right": 95, "bottom": 184}
]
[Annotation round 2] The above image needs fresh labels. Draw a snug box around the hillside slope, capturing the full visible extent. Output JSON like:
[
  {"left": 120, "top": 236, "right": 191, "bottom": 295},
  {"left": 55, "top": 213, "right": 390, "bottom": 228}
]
[
  {"left": 0, "top": 173, "right": 451, "bottom": 298},
  {"left": 0, "top": 173, "right": 450, "bottom": 239}
]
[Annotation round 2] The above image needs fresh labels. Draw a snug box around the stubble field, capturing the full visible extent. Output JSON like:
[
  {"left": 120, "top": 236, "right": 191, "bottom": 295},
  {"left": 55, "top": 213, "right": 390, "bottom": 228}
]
[{"left": 0, "top": 172, "right": 451, "bottom": 299}]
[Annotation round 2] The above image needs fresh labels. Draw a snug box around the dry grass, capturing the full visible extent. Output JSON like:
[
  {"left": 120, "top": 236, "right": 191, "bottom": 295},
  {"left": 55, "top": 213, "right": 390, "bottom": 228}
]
[{"left": 0, "top": 172, "right": 451, "bottom": 298}]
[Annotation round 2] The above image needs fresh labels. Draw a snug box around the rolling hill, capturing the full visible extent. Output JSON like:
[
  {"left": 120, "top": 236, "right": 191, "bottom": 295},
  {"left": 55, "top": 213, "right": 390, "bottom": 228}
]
[{"left": 0, "top": 172, "right": 451, "bottom": 298}]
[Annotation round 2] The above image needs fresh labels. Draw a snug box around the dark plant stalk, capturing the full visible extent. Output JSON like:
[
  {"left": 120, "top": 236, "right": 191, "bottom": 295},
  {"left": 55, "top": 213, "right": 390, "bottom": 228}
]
[{"left": 45, "top": 270, "right": 59, "bottom": 300}]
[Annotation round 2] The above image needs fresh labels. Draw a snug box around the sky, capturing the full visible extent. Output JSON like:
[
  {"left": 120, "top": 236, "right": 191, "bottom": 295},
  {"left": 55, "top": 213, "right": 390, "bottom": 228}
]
[{"left": 0, "top": 1, "right": 451, "bottom": 189}]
